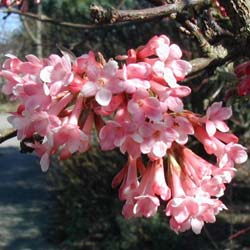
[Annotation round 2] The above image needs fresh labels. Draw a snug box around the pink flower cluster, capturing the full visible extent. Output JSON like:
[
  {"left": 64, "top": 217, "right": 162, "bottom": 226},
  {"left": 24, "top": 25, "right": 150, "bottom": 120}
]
[
  {"left": 0, "top": 35, "right": 248, "bottom": 234},
  {"left": 234, "top": 61, "right": 250, "bottom": 96}
]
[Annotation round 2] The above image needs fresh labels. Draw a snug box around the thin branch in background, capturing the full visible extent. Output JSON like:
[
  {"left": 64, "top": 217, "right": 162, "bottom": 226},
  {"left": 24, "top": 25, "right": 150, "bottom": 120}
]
[
  {"left": 228, "top": 184, "right": 234, "bottom": 250},
  {"left": 0, "top": 7, "right": 124, "bottom": 30},
  {"left": 228, "top": 226, "right": 250, "bottom": 240},
  {"left": 203, "top": 226, "right": 221, "bottom": 250},
  {"left": 185, "top": 20, "right": 213, "bottom": 55},
  {"left": 116, "top": 0, "right": 126, "bottom": 9},
  {"left": 21, "top": 16, "right": 38, "bottom": 44}
]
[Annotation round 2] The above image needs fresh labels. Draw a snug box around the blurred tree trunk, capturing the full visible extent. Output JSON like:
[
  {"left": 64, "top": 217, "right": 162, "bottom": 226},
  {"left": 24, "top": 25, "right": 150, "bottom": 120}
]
[{"left": 36, "top": 3, "right": 43, "bottom": 58}]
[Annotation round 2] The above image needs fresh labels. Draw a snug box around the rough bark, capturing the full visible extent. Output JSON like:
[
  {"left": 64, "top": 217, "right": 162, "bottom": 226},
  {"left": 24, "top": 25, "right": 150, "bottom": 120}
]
[{"left": 219, "top": 0, "right": 250, "bottom": 32}]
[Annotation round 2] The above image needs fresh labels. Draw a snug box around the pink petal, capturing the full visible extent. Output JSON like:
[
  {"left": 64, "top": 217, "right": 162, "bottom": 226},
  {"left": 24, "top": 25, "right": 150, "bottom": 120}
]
[
  {"left": 50, "top": 81, "right": 63, "bottom": 96},
  {"left": 40, "top": 153, "right": 50, "bottom": 172},
  {"left": 156, "top": 43, "right": 170, "bottom": 61},
  {"left": 103, "top": 60, "right": 118, "bottom": 78},
  {"left": 171, "top": 60, "right": 192, "bottom": 80},
  {"left": 96, "top": 88, "right": 112, "bottom": 106},
  {"left": 191, "top": 218, "right": 204, "bottom": 234},
  {"left": 163, "top": 68, "right": 178, "bottom": 87},
  {"left": 152, "top": 141, "right": 167, "bottom": 158},
  {"left": 40, "top": 66, "right": 53, "bottom": 82},
  {"left": 81, "top": 81, "right": 98, "bottom": 97},
  {"left": 214, "top": 121, "right": 229, "bottom": 132},
  {"left": 168, "top": 44, "right": 182, "bottom": 60},
  {"left": 166, "top": 96, "right": 184, "bottom": 112},
  {"left": 206, "top": 120, "right": 216, "bottom": 137}
]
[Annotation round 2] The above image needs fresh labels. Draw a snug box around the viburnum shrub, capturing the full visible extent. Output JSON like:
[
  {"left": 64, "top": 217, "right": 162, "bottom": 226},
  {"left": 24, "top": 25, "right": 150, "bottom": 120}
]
[{"left": 0, "top": 35, "right": 248, "bottom": 234}]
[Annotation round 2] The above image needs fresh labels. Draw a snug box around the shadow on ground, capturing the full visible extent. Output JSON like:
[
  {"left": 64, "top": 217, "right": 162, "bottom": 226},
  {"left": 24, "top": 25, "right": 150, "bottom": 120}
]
[{"left": 0, "top": 147, "right": 57, "bottom": 250}]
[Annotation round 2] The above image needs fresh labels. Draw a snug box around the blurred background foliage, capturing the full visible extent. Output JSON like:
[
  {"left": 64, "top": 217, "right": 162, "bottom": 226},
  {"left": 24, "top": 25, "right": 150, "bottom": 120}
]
[{"left": 0, "top": 0, "right": 250, "bottom": 249}]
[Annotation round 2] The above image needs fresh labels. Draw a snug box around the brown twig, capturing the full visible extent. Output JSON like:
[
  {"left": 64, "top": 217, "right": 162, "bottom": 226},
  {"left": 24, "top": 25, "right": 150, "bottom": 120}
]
[
  {"left": 228, "top": 226, "right": 250, "bottom": 240},
  {"left": 203, "top": 226, "right": 220, "bottom": 250},
  {"left": 90, "top": 0, "right": 211, "bottom": 24},
  {"left": 189, "top": 57, "right": 215, "bottom": 74},
  {"left": 1, "top": 1, "right": 211, "bottom": 29},
  {"left": 0, "top": 7, "right": 122, "bottom": 30},
  {"left": 0, "top": 129, "right": 17, "bottom": 144},
  {"left": 185, "top": 19, "right": 228, "bottom": 59}
]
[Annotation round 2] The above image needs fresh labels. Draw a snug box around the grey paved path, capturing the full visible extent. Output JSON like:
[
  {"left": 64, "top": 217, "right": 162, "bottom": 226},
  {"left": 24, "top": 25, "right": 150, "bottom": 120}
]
[{"left": 0, "top": 113, "right": 57, "bottom": 250}]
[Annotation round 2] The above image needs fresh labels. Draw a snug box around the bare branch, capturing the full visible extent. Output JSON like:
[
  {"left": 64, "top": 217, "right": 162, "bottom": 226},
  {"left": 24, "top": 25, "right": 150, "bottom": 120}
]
[
  {"left": 21, "top": 16, "right": 38, "bottom": 43},
  {"left": 1, "top": 7, "right": 123, "bottom": 30},
  {"left": 189, "top": 57, "right": 215, "bottom": 74},
  {"left": 1, "top": 1, "right": 212, "bottom": 29},
  {"left": 90, "top": 0, "right": 211, "bottom": 24},
  {"left": 185, "top": 20, "right": 228, "bottom": 59},
  {"left": 219, "top": 0, "right": 250, "bottom": 32},
  {"left": 0, "top": 129, "right": 17, "bottom": 144}
]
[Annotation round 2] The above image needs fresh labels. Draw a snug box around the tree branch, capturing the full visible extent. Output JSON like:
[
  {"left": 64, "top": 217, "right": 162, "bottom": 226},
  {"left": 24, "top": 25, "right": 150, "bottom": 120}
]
[
  {"left": 0, "top": 129, "right": 17, "bottom": 144},
  {"left": 185, "top": 20, "right": 228, "bottom": 59},
  {"left": 21, "top": 16, "right": 39, "bottom": 43},
  {"left": 0, "top": 7, "right": 123, "bottom": 30},
  {"left": 189, "top": 57, "right": 215, "bottom": 74},
  {"left": 90, "top": 0, "right": 211, "bottom": 24},
  {"left": 219, "top": 0, "right": 250, "bottom": 32}
]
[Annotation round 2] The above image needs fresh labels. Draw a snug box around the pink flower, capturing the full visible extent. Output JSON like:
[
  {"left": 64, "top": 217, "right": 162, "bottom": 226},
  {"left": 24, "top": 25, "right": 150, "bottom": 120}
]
[
  {"left": 218, "top": 142, "right": 248, "bottom": 168},
  {"left": 133, "top": 159, "right": 171, "bottom": 217},
  {"left": 0, "top": 55, "right": 38, "bottom": 98},
  {"left": 81, "top": 59, "right": 123, "bottom": 106},
  {"left": 150, "top": 83, "right": 191, "bottom": 112},
  {"left": 165, "top": 44, "right": 192, "bottom": 81},
  {"left": 93, "top": 94, "right": 124, "bottom": 116},
  {"left": 211, "top": 166, "right": 236, "bottom": 183},
  {"left": 181, "top": 147, "right": 214, "bottom": 185},
  {"left": 118, "top": 63, "right": 151, "bottom": 93},
  {"left": 114, "top": 158, "right": 170, "bottom": 218},
  {"left": 164, "top": 115, "right": 194, "bottom": 145},
  {"left": 99, "top": 121, "right": 125, "bottom": 151},
  {"left": 32, "top": 141, "right": 53, "bottom": 172},
  {"left": 166, "top": 195, "right": 226, "bottom": 234},
  {"left": 201, "top": 176, "right": 226, "bottom": 197},
  {"left": 123, "top": 35, "right": 191, "bottom": 89},
  {"left": 52, "top": 95, "right": 89, "bottom": 159},
  {"left": 138, "top": 35, "right": 170, "bottom": 60},
  {"left": 202, "top": 102, "right": 232, "bottom": 137},
  {"left": 53, "top": 123, "right": 88, "bottom": 160},
  {"left": 40, "top": 54, "right": 74, "bottom": 96},
  {"left": 148, "top": 158, "right": 171, "bottom": 201},
  {"left": 127, "top": 89, "right": 162, "bottom": 124},
  {"left": 99, "top": 108, "right": 143, "bottom": 158},
  {"left": 165, "top": 148, "right": 227, "bottom": 234},
  {"left": 139, "top": 122, "right": 177, "bottom": 159},
  {"left": 116, "top": 156, "right": 140, "bottom": 202}
]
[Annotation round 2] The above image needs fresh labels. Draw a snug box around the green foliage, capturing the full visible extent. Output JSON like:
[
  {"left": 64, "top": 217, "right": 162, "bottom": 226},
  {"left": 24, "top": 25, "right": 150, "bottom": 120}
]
[
  {"left": 47, "top": 147, "right": 250, "bottom": 250},
  {"left": 47, "top": 148, "right": 181, "bottom": 250}
]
